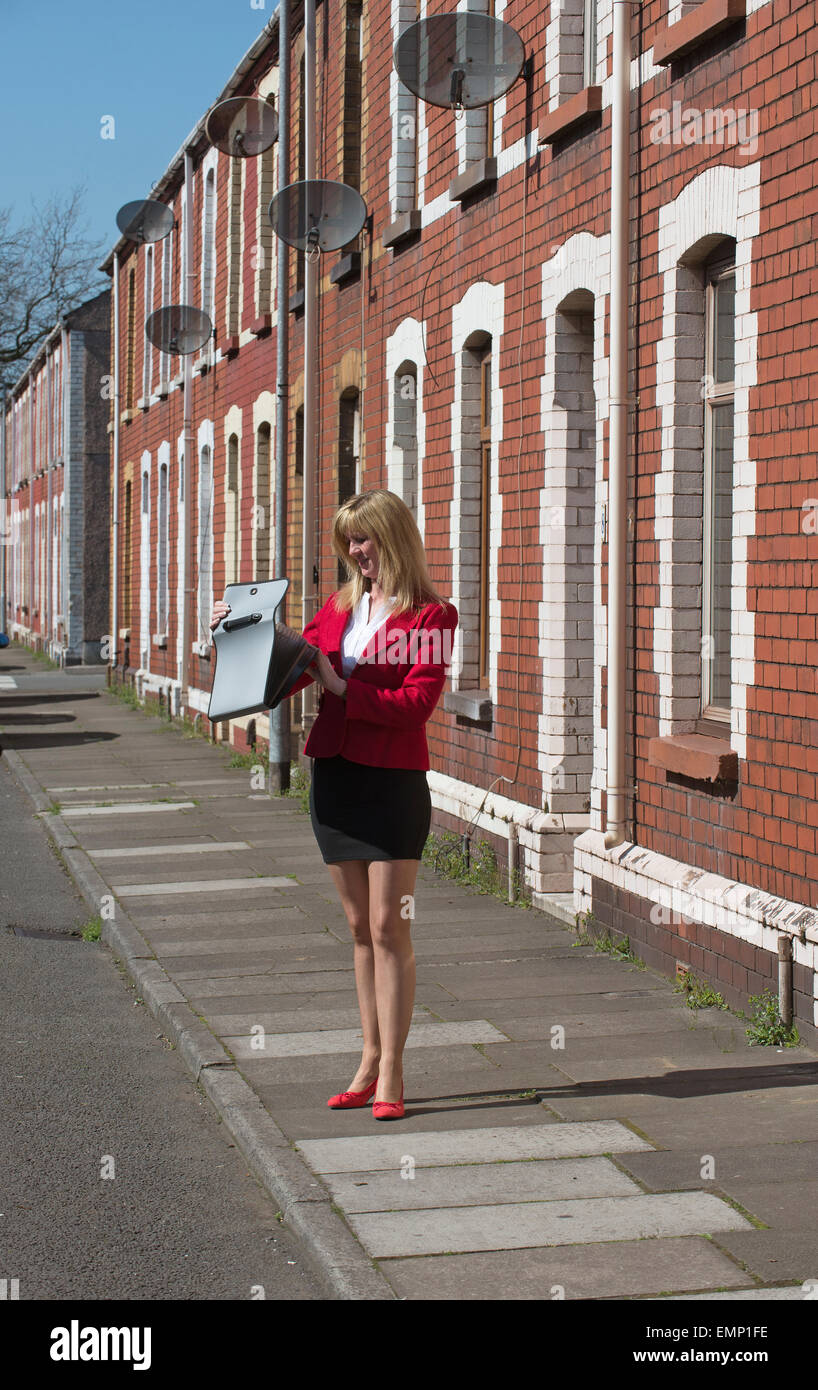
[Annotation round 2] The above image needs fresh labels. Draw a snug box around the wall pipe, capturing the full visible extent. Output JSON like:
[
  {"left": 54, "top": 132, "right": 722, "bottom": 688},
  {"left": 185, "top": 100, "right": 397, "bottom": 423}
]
[
  {"left": 604, "top": 0, "right": 631, "bottom": 850},
  {"left": 270, "top": 0, "right": 292, "bottom": 791},
  {"left": 301, "top": 0, "right": 318, "bottom": 736},
  {"left": 180, "top": 152, "right": 195, "bottom": 712},
  {"left": 111, "top": 253, "right": 121, "bottom": 676}
]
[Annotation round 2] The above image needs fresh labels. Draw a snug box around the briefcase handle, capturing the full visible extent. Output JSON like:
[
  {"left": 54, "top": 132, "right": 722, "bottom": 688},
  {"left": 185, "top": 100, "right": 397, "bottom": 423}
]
[{"left": 222, "top": 612, "right": 263, "bottom": 633}]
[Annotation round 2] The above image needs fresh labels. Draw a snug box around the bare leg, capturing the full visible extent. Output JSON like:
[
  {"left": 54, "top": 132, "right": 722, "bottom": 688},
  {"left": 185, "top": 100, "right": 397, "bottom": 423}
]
[
  {"left": 327, "top": 860, "right": 381, "bottom": 1091},
  {"left": 368, "top": 859, "right": 420, "bottom": 1104}
]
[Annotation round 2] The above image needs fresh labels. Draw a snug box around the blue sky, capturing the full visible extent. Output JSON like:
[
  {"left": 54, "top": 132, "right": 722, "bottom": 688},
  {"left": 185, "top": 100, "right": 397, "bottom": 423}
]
[{"left": 0, "top": 0, "right": 277, "bottom": 285}]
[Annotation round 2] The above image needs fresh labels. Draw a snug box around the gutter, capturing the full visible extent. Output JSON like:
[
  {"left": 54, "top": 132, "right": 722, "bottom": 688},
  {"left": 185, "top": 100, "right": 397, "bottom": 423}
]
[{"left": 604, "top": 0, "right": 631, "bottom": 850}]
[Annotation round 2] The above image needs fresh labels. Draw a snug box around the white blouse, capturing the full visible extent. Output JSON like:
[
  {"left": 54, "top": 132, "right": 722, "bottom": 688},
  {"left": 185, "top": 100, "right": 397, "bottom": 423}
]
[{"left": 340, "top": 592, "right": 397, "bottom": 678}]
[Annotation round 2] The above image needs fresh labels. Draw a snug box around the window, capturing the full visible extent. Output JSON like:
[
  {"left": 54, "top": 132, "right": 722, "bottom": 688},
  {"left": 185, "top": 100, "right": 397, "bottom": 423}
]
[
  {"left": 343, "top": 3, "right": 363, "bottom": 191},
  {"left": 198, "top": 445, "right": 213, "bottom": 642},
  {"left": 702, "top": 252, "right": 735, "bottom": 718},
  {"left": 478, "top": 345, "right": 491, "bottom": 687},
  {"left": 296, "top": 52, "right": 306, "bottom": 298},
  {"left": 143, "top": 246, "right": 154, "bottom": 401},
  {"left": 583, "top": 0, "right": 598, "bottom": 88},
  {"left": 227, "top": 162, "right": 242, "bottom": 337},
  {"left": 393, "top": 363, "right": 418, "bottom": 514},
  {"left": 341, "top": 2, "right": 363, "bottom": 257},
  {"left": 337, "top": 390, "right": 360, "bottom": 582},
  {"left": 201, "top": 168, "right": 216, "bottom": 335},
  {"left": 254, "top": 423, "right": 272, "bottom": 579},
  {"left": 160, "top": 227, "right": 174, "bottom": 387},
  {"left": 122, "top": 479, "right": 132, "bottom": 628},
  {"left": 226, "top": 434, "right": 240, "bottom": 584},
  {"left": 125, "top": 267, "right": 136, "bottom": 410},
  {"left": 392, "top": 0, "right": 420, "bottom": 218},
  {"left": 294, "top": 405, "right": 304, "bottom": 477},
  {"left": 157, "top": 461, "right": 169, "bottom": 632}
]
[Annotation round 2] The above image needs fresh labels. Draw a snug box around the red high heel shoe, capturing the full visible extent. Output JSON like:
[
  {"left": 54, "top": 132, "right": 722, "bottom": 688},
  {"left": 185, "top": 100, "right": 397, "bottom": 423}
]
[
  {"left": 373, "top": 1084, "right": 404, "bottom": 1121},
  {"left": 327, "top": 1076, "right": 379, "bottom": 1109}
]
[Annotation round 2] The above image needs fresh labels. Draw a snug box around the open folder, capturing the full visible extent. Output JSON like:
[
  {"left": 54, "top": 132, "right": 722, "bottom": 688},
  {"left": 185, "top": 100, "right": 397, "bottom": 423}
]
[{"left": 207, "top": 577, "right": 317, "bottom": 723}]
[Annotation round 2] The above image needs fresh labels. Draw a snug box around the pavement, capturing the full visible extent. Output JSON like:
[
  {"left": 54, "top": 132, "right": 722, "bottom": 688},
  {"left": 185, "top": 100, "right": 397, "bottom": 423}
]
[{"left": 3, "top": 642, "right": 818, "bottom": 1302}]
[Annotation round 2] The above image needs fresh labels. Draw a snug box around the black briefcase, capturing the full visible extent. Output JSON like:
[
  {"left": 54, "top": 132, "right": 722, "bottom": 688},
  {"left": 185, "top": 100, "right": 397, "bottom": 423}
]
[{"left": 207, "top": 577, "right": 317, "bottom": 722}]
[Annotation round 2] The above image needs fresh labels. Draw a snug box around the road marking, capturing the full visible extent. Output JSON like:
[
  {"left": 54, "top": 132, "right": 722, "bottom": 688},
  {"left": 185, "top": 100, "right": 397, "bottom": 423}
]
[{"left": 0, "top": 676, "right": 18, "bottom": 688}]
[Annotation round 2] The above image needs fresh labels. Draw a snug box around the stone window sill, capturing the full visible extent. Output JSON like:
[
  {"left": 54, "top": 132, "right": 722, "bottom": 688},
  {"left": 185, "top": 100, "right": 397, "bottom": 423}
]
[
  {"left": 330, "top": 251, "right": 361, "bottom": 286},
  {"left": 449, "top": 157, "right": 497, "bottom": 203},
  {"left": 444, "top": 689, "right": 492, "bottom": 723},
  {"left": 538, "top": 86, "right": 602, "bottom": 146},
  {"left": 382, "top": 209, "right": 421, "bottom": 249},
  {"left": 152, "top": 633, "right": 168, "bottom": 649},
  {"left": 653, "top": 0, "right": 746, "bottom": 65},
  {"left": 648, "top": 732, "right": 737, "bottom": 783}
]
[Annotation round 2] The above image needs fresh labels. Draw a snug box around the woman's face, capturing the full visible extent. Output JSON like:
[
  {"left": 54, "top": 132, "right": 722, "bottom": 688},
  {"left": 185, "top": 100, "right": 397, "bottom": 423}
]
[{"left": 347, "top": 531, "right": 379, "bottom": 581}]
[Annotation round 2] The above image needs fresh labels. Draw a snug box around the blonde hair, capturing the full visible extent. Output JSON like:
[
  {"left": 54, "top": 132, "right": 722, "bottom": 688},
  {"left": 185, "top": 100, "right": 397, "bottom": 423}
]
[{"left": 331, "top": 489, "right": 447, "bottom": 616}]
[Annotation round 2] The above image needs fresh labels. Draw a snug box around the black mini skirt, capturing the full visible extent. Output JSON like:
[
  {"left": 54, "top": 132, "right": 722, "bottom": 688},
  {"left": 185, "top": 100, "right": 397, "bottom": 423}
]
[{"left": 309, "top": 754, "right": 431, "bottom": 863}]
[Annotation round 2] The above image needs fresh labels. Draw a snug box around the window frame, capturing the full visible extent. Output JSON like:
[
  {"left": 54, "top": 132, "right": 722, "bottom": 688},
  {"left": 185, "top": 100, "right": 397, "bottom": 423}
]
[{"left": 701, "top": 254, "right": 735, "bottom": 723}]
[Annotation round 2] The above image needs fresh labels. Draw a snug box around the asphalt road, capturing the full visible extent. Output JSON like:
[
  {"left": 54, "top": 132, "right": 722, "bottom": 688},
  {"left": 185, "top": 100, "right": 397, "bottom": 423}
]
[{"left": 0, "top": 748, "right": 322, "bottom": 1302}]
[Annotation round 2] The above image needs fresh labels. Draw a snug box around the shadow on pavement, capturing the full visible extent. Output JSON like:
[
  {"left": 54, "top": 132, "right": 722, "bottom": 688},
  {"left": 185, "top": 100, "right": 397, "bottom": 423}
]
[
  {"left": 0, "top": 694, "right": 102, "bottom": 706},
  {"left": 406, "top": 1062, "right": 818, "bottom": 1116},
  {"left": 0, "top": 731, "right": 119, "bottom": 749}
]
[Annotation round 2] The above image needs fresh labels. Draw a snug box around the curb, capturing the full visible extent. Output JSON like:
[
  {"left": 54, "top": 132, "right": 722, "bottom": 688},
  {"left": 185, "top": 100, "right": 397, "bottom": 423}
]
[{"left": 3, "top": 744, "right": 396, "bottom": 1302}]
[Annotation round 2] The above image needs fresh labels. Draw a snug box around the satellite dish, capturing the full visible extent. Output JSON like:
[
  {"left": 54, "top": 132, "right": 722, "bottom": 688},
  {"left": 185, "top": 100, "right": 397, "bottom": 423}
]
[
  {"left": 394, "top": 14, "right": 526, "bottom": 110},
  {"left": 116, "top": 199, "right": 174, "bottom": 244},
  {"left": 145, "top": 306, "right": 212, "bottom": 356},
  {"left": 206, "top": 96, "right": 279, "bottom": 157},
  {"left": 269, "top": 180, "right": 367, "bottom": 254}
]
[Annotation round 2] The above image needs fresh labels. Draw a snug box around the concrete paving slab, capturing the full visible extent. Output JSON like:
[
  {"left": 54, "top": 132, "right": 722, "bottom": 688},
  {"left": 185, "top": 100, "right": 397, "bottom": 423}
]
[
  {"left": 235, "top": 1044, "right": 499, "bottom": 1086},
  {"left": 56, "top": 801, "right": 198, "bottom": 816},
  {"left": 418, "top": 970, "right": 665, "bottom": 1000},
  {"left": 88, "top": 841, "right": 251, "bottom": 858},
  {"left": 486, "top": 1007, "right": 704, "bottom": 1041},
  {"left": 114, "top": 877, "right": 298, "bottom": 897},
  {"left": 152, "top": 935, "right": 331, "bottom": 958},
  {"left": 297, "top": 1119, "right": 654, "bottom": 1174},
  {"left": 208, "top": 1004, "right": 434, "bottom": 1035},
  {"left": 704, "top": 1179, "right": 818, "bottom": 1228},
  {"left": 649, "top": 1286, "right": 809, "bottom": 1300},
  {"left": 347, "top": 1191, "right": 753, "bottom": 1258},
  {"left": 221, "top": 1019, "right": 509, "bottom": 1059},
  {"left": 379, "top": 1236, "right": 749, "bottom": 1300},
  {"left": 323, "top": 1155, "right": 642, "bottom": 1213},
  {"left": 615, "top": 1141, "right": 818, "bottom": 1192}
]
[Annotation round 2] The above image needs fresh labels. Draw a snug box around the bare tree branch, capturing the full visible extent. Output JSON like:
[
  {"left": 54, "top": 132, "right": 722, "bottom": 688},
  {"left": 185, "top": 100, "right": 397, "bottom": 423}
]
[{"left": 0, "top": 185, "right": 108, "bottom": 392}]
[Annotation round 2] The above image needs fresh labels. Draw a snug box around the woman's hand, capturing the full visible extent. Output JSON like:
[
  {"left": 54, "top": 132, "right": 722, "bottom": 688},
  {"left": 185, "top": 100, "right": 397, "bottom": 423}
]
[
  {"left": 210, "top": 600, "right": 231, "bottom": 631},
  {"left": 308, "top": 649, "right": 347, "bottom": 700}
]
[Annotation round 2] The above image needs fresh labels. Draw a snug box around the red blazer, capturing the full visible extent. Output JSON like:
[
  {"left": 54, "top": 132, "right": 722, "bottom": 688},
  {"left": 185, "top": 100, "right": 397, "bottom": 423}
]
[{"left": 287, "top": 592, "right": 458, "bottom": 770}]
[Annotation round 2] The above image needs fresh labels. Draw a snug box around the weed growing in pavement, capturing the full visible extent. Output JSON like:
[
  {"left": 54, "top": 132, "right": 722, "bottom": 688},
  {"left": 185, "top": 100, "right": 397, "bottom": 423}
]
[
  {"left": 674, "top": 972, "right": 728, "bottom": 1012},
  {"left": 31, "top": 648, "right": 60, "bottom": 669},
  {"left": 421, "top": 829, "right": 532, "bottom": 907},
  {"left": 80, "top": 915, "right": 102, "bottom": 942},
  {"left": 229, "top": 749, "right": 261, "bottom": 770},
  {"left": 745, "top": 988, "right": 800, "bottom": 1047},
  {"left": 110, "top": 679, "right": 141, "bottom": 711},
  {"left": 279, "top": 763, "right": 311, "bottom": 815},
  {"left": 572, "top": 912, "right": 646, "bottom": 969}
]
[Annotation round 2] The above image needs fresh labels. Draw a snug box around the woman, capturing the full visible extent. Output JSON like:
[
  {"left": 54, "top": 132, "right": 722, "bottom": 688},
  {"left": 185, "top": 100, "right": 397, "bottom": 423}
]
[{"left": 210, "top": 489, "right": 457, "bottom": 1120}]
